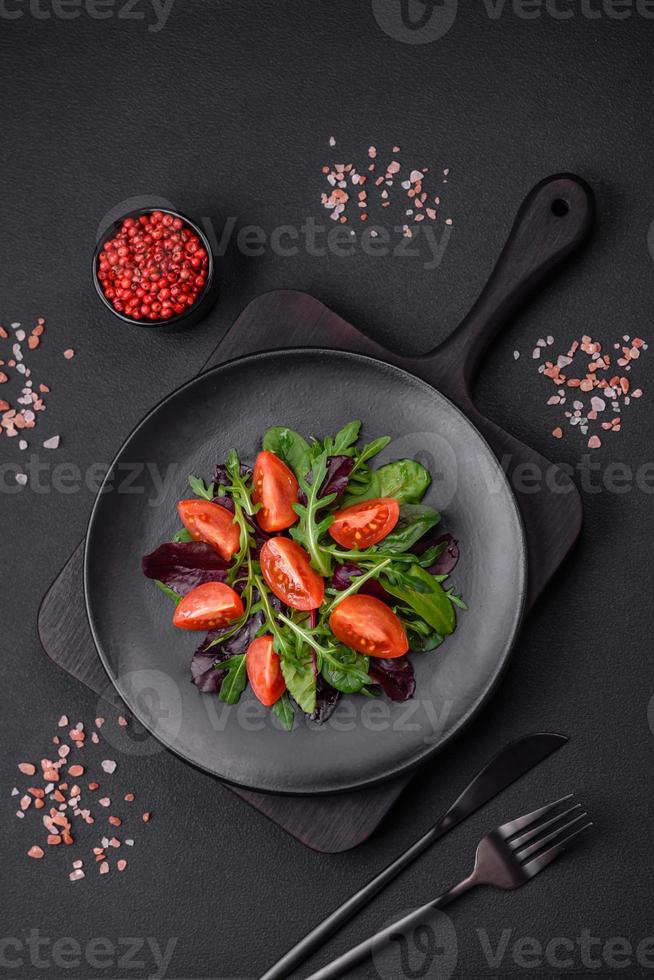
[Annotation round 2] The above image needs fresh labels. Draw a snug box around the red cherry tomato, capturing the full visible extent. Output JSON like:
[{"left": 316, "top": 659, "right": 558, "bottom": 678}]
[
  {"left": 260, "top": 537, "right": 325, "bottom": 610},
  {"left": 329, "top": 595, "right": 409, "bottom": 659},
  {"left": 246, "top": 635, "right": 286, "bottom": 706},
  {"left": 177, "top": 499, "right": 240, "bottom": 560},
  {"left": 253, "top": 451, "right": 299, "bottom": 532},
  {"left": 329, "top": 498, "right": 400, "bottom": 549},
  {"left": 172, "top": 582, "right": 244, "bottom": 631}
]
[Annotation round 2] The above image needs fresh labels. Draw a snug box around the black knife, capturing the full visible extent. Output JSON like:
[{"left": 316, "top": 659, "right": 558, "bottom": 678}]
[{"left": 259, "top": 732, "right": 568, "bottom": 980}]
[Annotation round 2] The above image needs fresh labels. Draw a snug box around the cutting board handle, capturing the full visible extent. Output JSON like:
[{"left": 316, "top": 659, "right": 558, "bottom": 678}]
[{"left": 432, "top": 174, "right": 595, "bottom": 392}]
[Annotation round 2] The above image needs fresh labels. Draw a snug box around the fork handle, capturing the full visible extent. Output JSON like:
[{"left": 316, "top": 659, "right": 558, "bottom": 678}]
[
  {"left": 304, "top": 874, "right": 477, "bottom": 980},
  {"left": 258, "top": 823, "right": 448, "bottom": 980}
]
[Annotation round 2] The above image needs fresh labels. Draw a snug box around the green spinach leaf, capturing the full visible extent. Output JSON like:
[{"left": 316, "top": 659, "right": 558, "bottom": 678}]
[
  {"left": 382, "top": 563, "right": 456, "bottom": 635},
  {"left": 272, "top": 692, "right": 295, "bottom": 731},
  {"left": 321, "top": 647, "right": 371, "bottom": 694},
  {"left": 262, "top": 426, "right": 311, "bottom": 480},
  {"left": 382, "top": 504, "right": 441, "bottom": 553},
  {"left": 344, "top": 459, "right": 431, "bottom": 506},
  {"left": 219, "top": 654, "right": 248, "bottom": 704},
  {"left": 280, "top": 646, "right": 317, "bottom": 715}
]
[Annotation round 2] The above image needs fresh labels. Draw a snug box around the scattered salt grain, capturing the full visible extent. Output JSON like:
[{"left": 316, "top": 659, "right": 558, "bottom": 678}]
[
  {"left": 63, "top": 349, "right": 75, "bottom": 360},
  {"left": 15, "top": 473, "right": 27, "bottom": 486},
  {"left": 517, "top": 332, "right": 647, "bottom": 446},
  {"left": 101, "top": 760, "right": 116, "bottom": 774},
  {"left": 513, "top": 351, "right": 520, "bottom": 360},
  {"left": 43, "top": 435, "right": 60, "bottom": 450}
]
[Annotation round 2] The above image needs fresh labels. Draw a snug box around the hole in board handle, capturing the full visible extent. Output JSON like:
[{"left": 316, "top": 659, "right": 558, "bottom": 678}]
[{"left": 551, "top": 199, "right": 570, "bottom": 217}]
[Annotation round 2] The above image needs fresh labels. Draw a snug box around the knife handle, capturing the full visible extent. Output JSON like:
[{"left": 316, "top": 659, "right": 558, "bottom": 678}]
[
  {"left": 304, "top": 875, "right": 476, "bottom": 980},
  {"left": 258, "top": 823, "right": 443, "bottom": 980}
]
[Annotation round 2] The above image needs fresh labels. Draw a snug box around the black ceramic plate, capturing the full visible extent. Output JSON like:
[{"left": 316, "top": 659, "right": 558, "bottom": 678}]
[{"left": 84, "top": 349, "right": 527, "bottom": 795}]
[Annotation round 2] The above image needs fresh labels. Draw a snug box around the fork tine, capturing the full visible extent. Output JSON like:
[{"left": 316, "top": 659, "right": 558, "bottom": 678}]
[
  {"left": 521, "top": 820, "right": 593, "bottom": 878},
  {"left": 515, "top": 810, "right": 588, "bottom": 861},
  {"left": 510, "top": 803, "right": 582, "bottom": 849},
  {"left": 498, "top": 794, "right": 574, "bottom": 839}
]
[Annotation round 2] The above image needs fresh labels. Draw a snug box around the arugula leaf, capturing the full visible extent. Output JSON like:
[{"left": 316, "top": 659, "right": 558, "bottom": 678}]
[
  {"left": 321, "top": 647, "right": 371, "bottom": 694},
  {"left": 344, "top": 459, "right": 431, "bottom": 506},
  {"left": 280, "top": 645, "right": 316, "bottom": 714},
  {"left": 324, "top": 557, "right": 392, "bottom": 615},
  {"left": 153, "top": 580, "right": 182, "bottom": 605},
  {"left": 382, "top": 504, "right": 441, "bottom": 553},
  {"left": 445, "top": 587, "right": 468, "bottom": 611},
  {"left": 345, "top": 436, "right": 392, "bottom": 496},
  {"left": 262, "top": 426, "right": 311, "bottom": 480},
  {"left": 188, "top": 474, "right": 215, "bottom": 500},
  {"left": 221, "top": 451, "right": 259, "bottom": 584},
  {"left": 331, "top": 420, "right": 362, "bottom": 455},
  {"left": 279, "top": 614, "right": 372, "bottom": 695},
  {"left": 381, "top": 563, "right": 457, "bottom": 635},
  {"left": 290, "top": 445, "right": 335, "bottom": 576},
  {"left": 171, "top": 528, "right": 193, "bottom": 543},
  {"left": 218, "top": 654, "right": 248, "bottom": 704},
  {"left": 254, "top": 575, "right": 297, "bottom": 663},
  {"left": 352, "top": 435, "right": 391, "bottom": 472},
  {"left": 272, "top": 692, "right": 295, "bottom": 731}
]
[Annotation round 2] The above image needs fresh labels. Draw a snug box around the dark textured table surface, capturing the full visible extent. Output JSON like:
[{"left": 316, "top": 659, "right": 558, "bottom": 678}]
[{"left": 2, "top": 3, "right": 654, "bottom": 978}]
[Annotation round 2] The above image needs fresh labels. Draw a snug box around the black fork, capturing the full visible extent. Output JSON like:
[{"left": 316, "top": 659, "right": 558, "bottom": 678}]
[{"left": 306, "top": 795, "right": 593, "bottom": 980}]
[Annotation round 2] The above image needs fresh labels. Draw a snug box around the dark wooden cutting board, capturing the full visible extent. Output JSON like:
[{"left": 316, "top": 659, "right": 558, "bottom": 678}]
[{"left": 38, "top": 174, "right": 594, "bottom": 851}]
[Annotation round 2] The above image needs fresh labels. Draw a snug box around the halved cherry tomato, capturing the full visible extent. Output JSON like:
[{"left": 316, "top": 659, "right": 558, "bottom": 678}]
[
  {"left": 253, "top": 451, "right": 299, "bottom": 532},
  {"left": 246, "top": 635, "right": 286, "bottom": 706},
  {"left": 260, "top": 537, "right": 325, "bottom": 610},
  {"left": 329, "top": 497, "right": 400, "bottom": 549},
  {"left": 172, "top": 582, "right": 244, "bottom": 631},
  {"left": 329, "top": 594, "right": 408, "bottom": 659},
  {"left": 177, "top": 499, "right": 241, "bottom": 560}
]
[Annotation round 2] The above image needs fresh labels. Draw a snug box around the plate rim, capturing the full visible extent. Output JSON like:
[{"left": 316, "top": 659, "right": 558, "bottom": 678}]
[{"left": 84, "top": 347, "right": 528, "bottom": 796}]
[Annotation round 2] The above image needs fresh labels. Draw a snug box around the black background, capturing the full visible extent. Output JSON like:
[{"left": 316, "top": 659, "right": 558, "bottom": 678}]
[{"left": 2, "top": 2, "right": 654, "bottom": 978}]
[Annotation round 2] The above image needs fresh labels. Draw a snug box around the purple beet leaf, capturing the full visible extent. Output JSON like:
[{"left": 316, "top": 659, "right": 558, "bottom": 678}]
[
  {"left": 142, "top": 542, "right": 229, "bottom": 595},
  {"left": 368, "top": 657, "right": 416, "bottom": 702}
]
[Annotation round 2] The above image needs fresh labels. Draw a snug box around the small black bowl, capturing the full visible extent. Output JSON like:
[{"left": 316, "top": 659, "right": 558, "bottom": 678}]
[{"left": 92, "top": 207, "right": 219, "bottom": 329}]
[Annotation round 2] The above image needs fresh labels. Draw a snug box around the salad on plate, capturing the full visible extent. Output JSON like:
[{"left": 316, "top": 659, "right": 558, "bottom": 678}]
[{"left": 142, "top": 421, "right": 465, "bottom": 731}]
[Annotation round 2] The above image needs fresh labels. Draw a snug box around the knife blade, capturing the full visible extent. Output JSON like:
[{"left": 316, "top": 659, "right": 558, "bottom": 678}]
[{"left": 259, "top": 732, "right": 568, "bottom": 980}]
